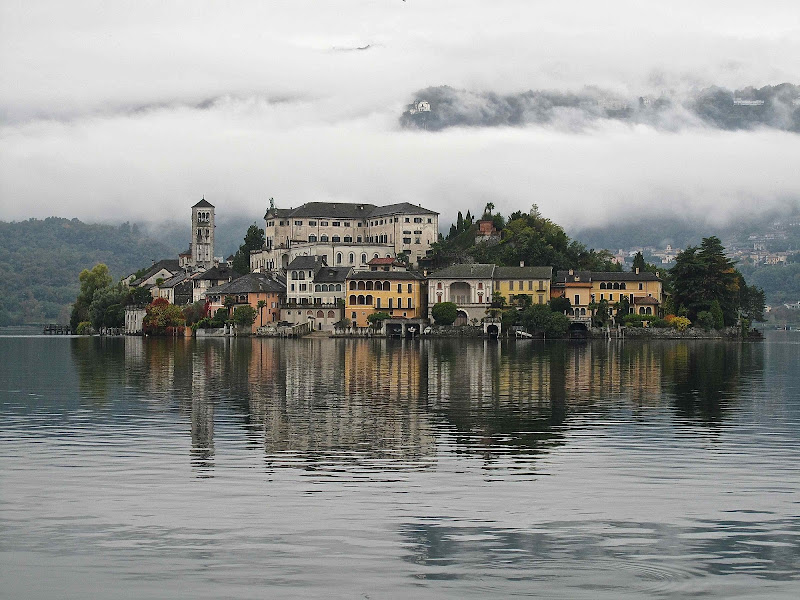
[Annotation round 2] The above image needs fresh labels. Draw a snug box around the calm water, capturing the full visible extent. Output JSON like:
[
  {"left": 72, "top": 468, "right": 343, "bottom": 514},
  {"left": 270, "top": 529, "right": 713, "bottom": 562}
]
[{"left": 1, "top": 333, "right": 799, "bottom": 599}]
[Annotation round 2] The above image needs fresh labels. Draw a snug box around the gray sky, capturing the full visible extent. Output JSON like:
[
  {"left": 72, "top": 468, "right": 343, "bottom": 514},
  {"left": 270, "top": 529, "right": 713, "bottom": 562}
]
[{"left": 1, "top": 1, "right": 799, "bottom": 228}]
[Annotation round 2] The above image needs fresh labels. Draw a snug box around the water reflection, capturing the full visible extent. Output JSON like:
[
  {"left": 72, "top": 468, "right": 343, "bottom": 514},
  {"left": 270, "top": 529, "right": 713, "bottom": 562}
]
[{"left": 66, "top": 337, "right": 768, "bottom": 472}]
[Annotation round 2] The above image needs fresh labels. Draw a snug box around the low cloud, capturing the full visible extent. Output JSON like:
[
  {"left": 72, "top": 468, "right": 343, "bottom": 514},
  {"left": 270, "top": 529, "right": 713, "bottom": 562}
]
[{"left": 1, "top": 1, "right": 799, "bottom": 229}]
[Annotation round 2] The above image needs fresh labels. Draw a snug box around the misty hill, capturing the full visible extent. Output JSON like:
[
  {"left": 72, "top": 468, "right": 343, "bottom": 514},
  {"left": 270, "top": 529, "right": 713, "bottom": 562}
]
[
  {"left": 0, "top": 218, "right": 181, "bottom": 325},
  {"left": 0, "top": 217, "right": 263, "bottom": 325},
  {"left": 400, "top": 83, "right": 800, "bottom": 132}
]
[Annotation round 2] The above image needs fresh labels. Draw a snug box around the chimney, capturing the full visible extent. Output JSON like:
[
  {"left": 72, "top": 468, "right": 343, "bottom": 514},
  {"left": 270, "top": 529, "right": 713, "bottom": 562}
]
[
  {"left": 635, "top": 267, "right": 640, "bottom": 274},
  {"left": 520, "top": 261, "right": 525, "bottom": 267},
  {"left": 568, "top": 269, "right": 574, "bottom": 276}
]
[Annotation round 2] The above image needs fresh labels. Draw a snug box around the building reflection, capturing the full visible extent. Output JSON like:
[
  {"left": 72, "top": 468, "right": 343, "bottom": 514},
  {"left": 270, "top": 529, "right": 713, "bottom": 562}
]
[{"left": 100, "top": 336, "right": 766, "bottom": 474}]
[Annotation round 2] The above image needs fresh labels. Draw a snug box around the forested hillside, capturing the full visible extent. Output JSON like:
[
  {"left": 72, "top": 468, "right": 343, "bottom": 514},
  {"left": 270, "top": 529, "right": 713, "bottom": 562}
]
[{"left": 0, "top": 218, "right": 180, "bottom": 325}]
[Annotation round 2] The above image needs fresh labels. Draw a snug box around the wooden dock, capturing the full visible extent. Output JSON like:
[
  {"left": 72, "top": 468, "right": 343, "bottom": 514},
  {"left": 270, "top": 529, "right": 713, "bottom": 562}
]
[{"left": 43, "top": 324, "right": 72, "bottom": 335}]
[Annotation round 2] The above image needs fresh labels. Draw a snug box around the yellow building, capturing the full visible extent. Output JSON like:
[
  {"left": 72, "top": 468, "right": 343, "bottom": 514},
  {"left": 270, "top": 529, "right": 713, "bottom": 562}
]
[
  {"left": 345, "top": 271, "right": 426, "bottom": 328},
  {"left": 551, "top": 269, "right": 665, "bottom": 318},
  {"left": 492, "top": 265, "right": 553, "bottom": 306}
]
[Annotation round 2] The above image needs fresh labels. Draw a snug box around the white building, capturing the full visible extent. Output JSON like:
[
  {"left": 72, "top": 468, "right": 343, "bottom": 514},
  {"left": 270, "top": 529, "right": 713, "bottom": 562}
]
[{"left": 250, "top": 200, "right": 439, "bottom": 272}]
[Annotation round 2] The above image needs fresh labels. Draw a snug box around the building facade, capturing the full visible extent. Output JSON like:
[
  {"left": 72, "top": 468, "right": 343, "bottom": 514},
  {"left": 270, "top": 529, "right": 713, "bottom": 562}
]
[
  {"left": 251, "top": 200, "right": 439, "bottom": 272},
  {"left": 191, "top": 198, "right": 215, "bottom": 269},
  {"left": 493, "top": 265, "right": 553, "bottom": 306},
  {"left": 552, "top": 270, "right": 665, "bottom": 319},
  {"left": 204, "top": 272, "right": 286, "bottom": 331},
  {"left": 427, "top": 264, "right": 496, "bottom": 325},
  {"left": 345, "top": 271, "right": 427, "bottom": 328}
]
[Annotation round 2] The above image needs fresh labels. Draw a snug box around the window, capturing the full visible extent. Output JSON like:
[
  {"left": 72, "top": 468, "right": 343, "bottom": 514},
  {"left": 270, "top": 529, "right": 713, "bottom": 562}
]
[
  {"left": 403, "top": 237, "right": 412, "bottom": 244},
  {"left": 320, "top": 221, "right": 328, "bottom": 226},
  {"left": 528, "top": 281, "right": 533, "bottom": 290},
  {"left": 519, "top": 281, "right": 523, "bottom": 290},
  {"left": 357, "top": 222, "right": 362, "bottom": 227},
  {"left": 333, "top": 222, "right": 340, "bottom": 227},
  {"left": 414, "top": 230, "right": 422, "bottom": 235},
  {"left": 344, "top": 222, "right": 350, "bottom": 227},
  {"left": 437, "top": 282, "right": 442, "bottom": 290},
  {"left": 427, "top": 218, "right": 432, "bottom": 223},
  {"left": 397, "top": 284, "right": 402, "bottom": 293},
  {"left": 575, "top": 294, "right": 580, "bottom": 305},
  {"left": 357, "top": 236, "right": 362, "bottom": 243},
  {"left": 509, "top": 281, "right": 514, "bottom": 291},
  {"left": 376, "top": 298, "right": 381, "bottom": 308},
  {"left": 267, "top": 220, "right": 274, "bottom": 227},
  {"left": 321, "top": 235, "right": 329, "bottom": 242},
  {"left": 294, "top": 221, "right": 303, "bottom": 226},
  {"left": 609, "top": 293, "right": 614, "bottom": 301},
  {"left": 336, "top": 253, "right": 342, "bottom": 264},
  {"left": 315, "top": 285, "right": 321, "bottom": 292},
  {"left": 352, "top": 311, "right": 356, "bottom": 319},
  {"left": 344, "top": 236, "right": 352, "bottom": 243},
  {"left": 290, "top": 284, "right": 295, "bottom": 291},
  {"left": 408, "top": 298, "right": 413, "bottom": 309},
  {"left": 300, "top": 284, "right": 307, "bottom": 291},
  {"left": 407, "top": 283, "right": 412, "bottom": 292},
  {"left": 414, "top": 217, "right": 422, "bottom": 223},
  {"left": 349, "top": 253, "right": 354, "bottom": 264},
  {"left": 600, "top": 293, "right": 604, "bottom": 300},
  {"left": 308, "top": 221, "right": 317, "bottom": 226},
  {"left": 332, "top": 236, "right": 341, "bottom": 242},
  {"left": 397, "top": 298, "right": 402, "bottom": 308},
  {"left": 538, "top": 294, "right": 544, "bottom": 304},
  {"left": 403, "top": 230, "right": 411, "bottom": 234},
  {"left": 405, "top": 217, "right": 410, "bottom": 222},
  {"left": 361, "top": 253, "right": 367, "bottom": 263},
  {"left": 388, "top": 298, "right": 393, "bottom": 309},
  {"left": 308, "top": 235, "right": 317, "bottom": 242},
  {"left": 639, "top": 283, "right": 643, "bottom": 290}
]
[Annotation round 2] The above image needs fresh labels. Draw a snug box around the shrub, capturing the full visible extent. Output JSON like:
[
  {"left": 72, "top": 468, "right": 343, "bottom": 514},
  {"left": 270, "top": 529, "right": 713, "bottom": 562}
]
[
  {"left": 672, "top": 316, "right": 691, "bottom": 331},
  {"left": 651, "top": 318, "right": 670, "bottom": 328},
  {"left": 696, "top": 311, "right": 715, "bottom": 331},
  {"left": 431, "top": 302, "right": 458, "bottom": 325},
  {"left": 232, "top": 305, "right": 257, "bottom": 328},
  {"left": 76, "top": 321, "right": 92, "bottom": 335}
]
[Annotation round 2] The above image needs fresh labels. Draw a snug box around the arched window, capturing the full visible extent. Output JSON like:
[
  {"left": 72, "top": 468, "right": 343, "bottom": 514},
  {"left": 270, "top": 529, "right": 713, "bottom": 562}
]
[
  {"left": 291, "top": 270, "right": 298, "bottom": 280},
  {"left": 336, "top": 284, "right": 342, "bottom": 292},
  {"left": 328, "top": 310, "right": 335, "bottom": 318},
  {"left": 358, "top": 281, "right": 366, "bottom": 290},
  {"left": 639, "top": 307, "right": 645, "bottom": 314},
  {"left": 349, "top": 281, "right": 356, "bottom": 290},
  {"left": 437, "top": 282, "right": 442, "bottom": 290},
  {"left": 315, "top": 284, "right": 321, "bottom": 292},
  {"left": 332, "top": 236, "right": 341, "bottom": 242},
  {"left": 308, "top": 235, "right": 317, "bottom": 242},
  {"left": 358, "top": 295, "right": 365, "bottom": 305},
  {"left": 384, "top": 281, "right": 391, "bottom": 290},
  {"left": 336, "top": 252, "right": 342, "bottom": 264},
  {"left": 307, "top": 310, "right": 313, "bottom": 316},
  {"left": 317, "top": 311, "right": 324, "bottom": 318},
  {"left": 599, "top": 282, "right": 606, "bottom": 289},
  {"left": 349, "top": 253, "right": 354, "bottom": 264},
  {"left": 349, "top": 295, "right": 356, "bottom": 304},
  {"left": 299, "top": 271, "right": 305, "bottom": 280},
  {"left": 366, "top": 295, "right": 373, "bottom": 305},
  {"left": 366, "top": 281, "right": 373, "bottom": 290},
  {"left": 373, "top": 253, "right": 379, "bottom": 259},
  {"left": 620, "top": 282, "right": 626, "bottom": 290},
  {"left": 613, "top": 282, "right": 620, "bottom": 290},
  {"left": 321, "top": 235, "right": 329, "bottom": 242},
  {"left": 375, "top": 281, "right": 382, "bottom": 291},
  {"left": 344, "top": 236, "right": 352, "bottom": 243}
]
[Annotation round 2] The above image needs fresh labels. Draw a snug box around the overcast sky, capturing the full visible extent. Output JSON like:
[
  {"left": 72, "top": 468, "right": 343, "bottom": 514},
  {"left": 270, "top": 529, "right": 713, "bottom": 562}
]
[{"left": 1, "top": 1, "right": 799, "bottom": 229}]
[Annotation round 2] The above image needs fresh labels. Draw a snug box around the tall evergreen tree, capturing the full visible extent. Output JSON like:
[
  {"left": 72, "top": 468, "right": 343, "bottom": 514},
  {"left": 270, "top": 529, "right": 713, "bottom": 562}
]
[{"left": 232, "top": 224, "right": 265, "bottom": 275}]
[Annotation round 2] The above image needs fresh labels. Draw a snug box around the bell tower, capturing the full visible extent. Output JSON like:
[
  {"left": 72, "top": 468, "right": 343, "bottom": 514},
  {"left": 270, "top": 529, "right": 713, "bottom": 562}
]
[{"left": 191, "top": 197, "right": 215, "bottom": 269}]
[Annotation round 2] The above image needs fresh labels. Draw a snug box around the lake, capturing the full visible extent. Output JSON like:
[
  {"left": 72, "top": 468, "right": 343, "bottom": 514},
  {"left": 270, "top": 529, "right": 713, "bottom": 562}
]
[{"left": 1, "top": 333, "right": 799, "bottom": 598}]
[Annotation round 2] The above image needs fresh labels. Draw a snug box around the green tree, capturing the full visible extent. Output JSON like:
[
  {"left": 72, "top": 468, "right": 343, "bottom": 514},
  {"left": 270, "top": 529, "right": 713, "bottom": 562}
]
[
  {"left": 740, "top": 284, "right": 766, "bottom": 323},
  {"left": 142, "top": 298, "right": 185, "bottom": 332},
  {"left": 88, "top": 283, "right": 128, "bottom": 329},
  {"left": 709, "top": 299, "right": 725, "bottom": 329},
  {"left": 256, "top": 300, "right": 267, "bottom": 327},
  {"left": 671, "top": 236, "right": 740, "bottom": 325},
  {"left": 549, "top": 295, "right": 572, "bottom": 314},
  {"left": 71, "top": 264, "right": 113, "bottom": 330},
  {"left": 431, "top": 302, "right": 458, "bottom": 325},
  {"left": 696, "top": 311, "right": 715, "bottom": 331},
  {"left": 501, "top": 308, "right": 518, "bottom": 329},
  {"left": 367, "top": 311, "right": 390, "bottom": 331},
  {"left": 232, "top": 305, "right": 257, "bottom": 328},
  {"left": 632, "top": 251, "right": 646, "bottom": 273},
  {"left": 232, "top": 224, "right": 266, "bottom": 275}
]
